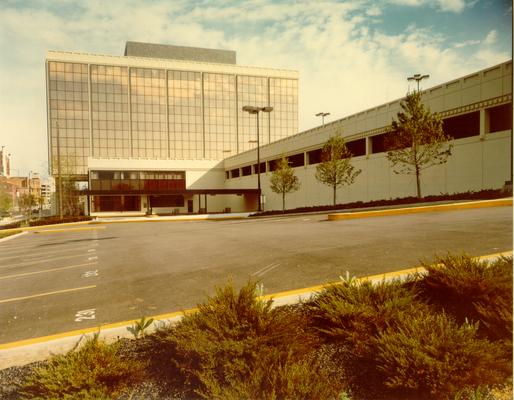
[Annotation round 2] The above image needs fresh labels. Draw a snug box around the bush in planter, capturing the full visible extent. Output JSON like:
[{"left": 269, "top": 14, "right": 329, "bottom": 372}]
[
  {"left": 28, "top": 216, "right": 93, "bottom": 227},
  {"left": 21, "top": 334, "right": 146, "bottom": 399},
  {"left": 415, "top": 255, "right": 512, "bottom": 342},
  {"left": 375, "top": 311, "right": 510, "bottom": 399},
  {"left": 307, "top": 278, "right": 422, "bottom": 355},
  {"left": 306, "top": 278, "right": 425, "bottom": 395},
  {"left": 162, "top": 281, "right": 345, "bottom": 399}
]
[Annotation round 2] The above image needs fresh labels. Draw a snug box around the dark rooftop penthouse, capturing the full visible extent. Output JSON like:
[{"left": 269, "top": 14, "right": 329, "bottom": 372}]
[{"left": 124, "top": 41, "right": 237, "bottom": 64}]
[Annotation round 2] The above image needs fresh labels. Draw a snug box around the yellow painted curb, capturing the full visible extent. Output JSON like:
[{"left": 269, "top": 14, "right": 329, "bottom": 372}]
[
  {"left": 328, "top": 198, "right": 513, "bottom": 221},
  {"left": 0, "top": 220, "right": 94, "bottom": 234},
  {"left": 0, "top": 250, "right": 511, "bottom": 351},
  {"left": 33, "top": 226, "right": 106, "bottom": 234},
  {"left": 0, "top": 308, "right": 198, "bottom": 350}
]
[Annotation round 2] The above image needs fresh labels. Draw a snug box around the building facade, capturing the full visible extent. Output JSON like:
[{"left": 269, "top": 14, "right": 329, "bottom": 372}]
[
  {"left": 46, "top": 42, "right": 298, "bottom": 214},
  {"left": 46, "top": 43, "right": 511, "bottom": 215}
]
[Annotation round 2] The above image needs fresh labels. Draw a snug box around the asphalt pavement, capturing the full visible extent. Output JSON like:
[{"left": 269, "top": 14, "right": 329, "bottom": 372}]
[{"left": 0, "top": 205, "right": 512, "bottom": 345}]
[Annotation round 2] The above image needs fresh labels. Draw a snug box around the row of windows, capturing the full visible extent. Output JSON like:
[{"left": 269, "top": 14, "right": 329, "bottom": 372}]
[
  {"left": 49, "top": 62, "right": 88, "bottom": 73},
  {"left": 227, "top": 104, "right": 513, "bottom": 178},
  {"left": 49, "top": 80, "right": 88, "bottom": 91}
]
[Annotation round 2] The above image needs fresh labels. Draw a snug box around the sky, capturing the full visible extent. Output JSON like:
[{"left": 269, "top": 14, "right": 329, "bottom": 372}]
[{"left": 0, "top": 0, "right": 511, "bottom": 177}]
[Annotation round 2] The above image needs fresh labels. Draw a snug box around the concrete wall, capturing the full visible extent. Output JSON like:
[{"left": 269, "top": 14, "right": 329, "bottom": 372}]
[{"left": 224, "top": 131, "right": 511, "bottom": 212}]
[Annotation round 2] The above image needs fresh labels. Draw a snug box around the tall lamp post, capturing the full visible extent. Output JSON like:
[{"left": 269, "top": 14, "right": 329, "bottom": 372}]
[
  {"left": 242, "top": 105, "right": 273, "bottom": 212},
  {"left": 316, "top": 112, "right": 330, "bottom": 126},
  {"left": 407, "top": 74, "right": 429, "bottom": 92}
]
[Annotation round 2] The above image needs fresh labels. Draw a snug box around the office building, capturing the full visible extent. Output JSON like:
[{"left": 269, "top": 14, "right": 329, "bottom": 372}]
[{"left": 46, "top": 42, "right": 298, "bottom": 214}]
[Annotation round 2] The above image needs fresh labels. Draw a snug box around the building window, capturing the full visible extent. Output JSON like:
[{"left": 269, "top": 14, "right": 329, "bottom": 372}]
[
  {"left": 288, "top": 153, "right": 305, "bottom": 167},
  {"left": 346, "top": 138, "right": 366, "bottom": 157},
  {"left": 443, "top": 111, "right": 479, "bottom": 139},
  {"left": 231, "top": 168, "right": 240, "bottom": 178},
  {"left": 91, "top": 64, "right": 130, "bottom": 159},
  {"left": 130, "top": 68, "right": 167, "bottom": 159},
  {"left": 487, "top": 103, "right": 512, "bottom": 133},
  {"left": 149, "top": 195, "right": 184, "bottom": 207},
  {"left": 371, "top": 133, "right": 388, "bottom": 154},
  {"left": 269, "top": 78, "right": 298, "bottom": 143},
  {"left": 268, "top": 159, "right": 280, "bottom": 172},
  {"left": 253, "top": 162, "right": 266, "bottom": 174},
  {"left": 241, "top": 165, "right": 252, "bottom": 176},
  {"left": 48, "top": 61, "right": 90, "bottom": 176},
  {"left": 168, "top": 70, "right": 203, "bottom": 159},
  {"left": 307, "top": 148, "right": 322, "bottom": 165},
  {"left": 90, "top": 170, "right": 185, "bottom": 192},
  {"left": 204, "top": 73, "right": 236, "bottom": 159}
]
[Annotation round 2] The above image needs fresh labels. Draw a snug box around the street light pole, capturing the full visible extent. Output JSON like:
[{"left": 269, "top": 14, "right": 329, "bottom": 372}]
[
  {"left": 315, "top": 112, "right": 330, "bottom": 126},
  {"left": 407, "top": 74, "right": 430, "bottom": 92},
  {"left": 242, "top": 105, "right": 273, "bottom": 212}
]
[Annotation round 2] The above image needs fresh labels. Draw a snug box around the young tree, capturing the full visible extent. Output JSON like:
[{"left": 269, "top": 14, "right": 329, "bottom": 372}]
[
  {"left": 18, "top": 193, "right": 36, "bottom": 220},
  {"left": 0, "top": 187, "right": 13, "bottom": 216},
  {"left": 385, "top": 91, "right": 452, "bottom": 198},
  {"left": 315, "top": 135, "right": 361, "bottom": 205},
  {"left": 270, "top": 156, "right": 301, "bottom": 213},
  {"left": 52, "top": 154, "right": 83, "bottom": 216}
]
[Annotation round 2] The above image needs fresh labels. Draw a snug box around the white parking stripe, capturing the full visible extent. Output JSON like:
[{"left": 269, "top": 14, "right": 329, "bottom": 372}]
[
  {"left": 0, "top": 245, "right": 97, "bottom": 262},
  {"left": 251, "top": 263, "right": 281, "bottom": 277},
  {"left": 0, "top": 253, "right": 92, "bottom": 269},
  {"left": 0, "top": 262, "right": 98, "bottom": 280}
]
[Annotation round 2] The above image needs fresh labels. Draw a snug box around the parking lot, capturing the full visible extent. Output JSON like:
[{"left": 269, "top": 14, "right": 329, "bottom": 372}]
[{"left": 0, "top": 205, "right": 512, "bottom": 344}]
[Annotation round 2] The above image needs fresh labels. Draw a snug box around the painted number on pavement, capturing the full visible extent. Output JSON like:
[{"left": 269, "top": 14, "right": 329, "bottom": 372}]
[
  {"left": 74, "top": 309, "right": 96, "bottom": 322},
  {"left": 82, "top": 270, "right": 99, "bottom": 278}
]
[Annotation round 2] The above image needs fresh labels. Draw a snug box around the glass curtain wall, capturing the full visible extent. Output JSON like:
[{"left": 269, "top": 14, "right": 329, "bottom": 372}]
[
  {"left": 130, "top": 68, "right": 168, "bottom": 158},
  {"left": 269, "top": 78, "right": 298, "bottom": 142},
  {"left": 91, "top": 65, "right": 130, "bottom": 158},
  {"left": 48, "top": 61, "right": 90, "bottom": 176},
  {"left": 168, "top": 70, "right": 203, "bottom": 159},
  {"left": 49, "top": 60, "right": 298, "bottom": 170},
  {"left": 203, "top": 73, "right": 236, "bottom": 159},
  {"left": 237, "top": 76, "right": 269, "bottom": 152}
]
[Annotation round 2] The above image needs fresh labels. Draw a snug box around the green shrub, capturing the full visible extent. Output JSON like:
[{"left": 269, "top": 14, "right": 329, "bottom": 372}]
[
  {"left": 163, "top": 281, "right": 344, "bottom": 399},
  {"left": 28, "top": 215, "right": 93, "bottom": 227},
  {"left": 417, "top": 255, "right": 513, "bottom": 341},
  {"left": 21, "top": 334, "right": 145, "bottom": 399},
  {"left": 306, "top": 278, "right": 425, "bottom": 396},
  {"left": 375, "top": 311, "right": 510, "bottom": 399},
  {"left": 308, "top": 278, "right": 422, "bottom": 355}
]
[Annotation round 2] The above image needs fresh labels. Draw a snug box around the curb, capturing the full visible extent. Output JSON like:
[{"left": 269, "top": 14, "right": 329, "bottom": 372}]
[
  {"left": 0, "top": 231, "right": 28, "bottom": 243},
  {"left": 0, "top": 250, "right": 511, "bottom": 369},
  {"left": 328, "top": 198, "right": 512, "bottom": 221},
  {"left": 0, "top": 214, "right": 251, "bottom": 233}
]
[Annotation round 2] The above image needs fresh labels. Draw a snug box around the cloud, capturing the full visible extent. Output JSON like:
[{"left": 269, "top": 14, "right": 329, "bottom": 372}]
[
  {"left": 366, "top": 6, "right": 382, "bottom": 16},
  {"left": 454, "top": 39, "right": 480, "bottom": 48},
  {"left": 388, "top": 0, "right": 470, "bottom": 12},
  {"left": 483, "top": 30, "right": 497, "bottom": 45}
]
